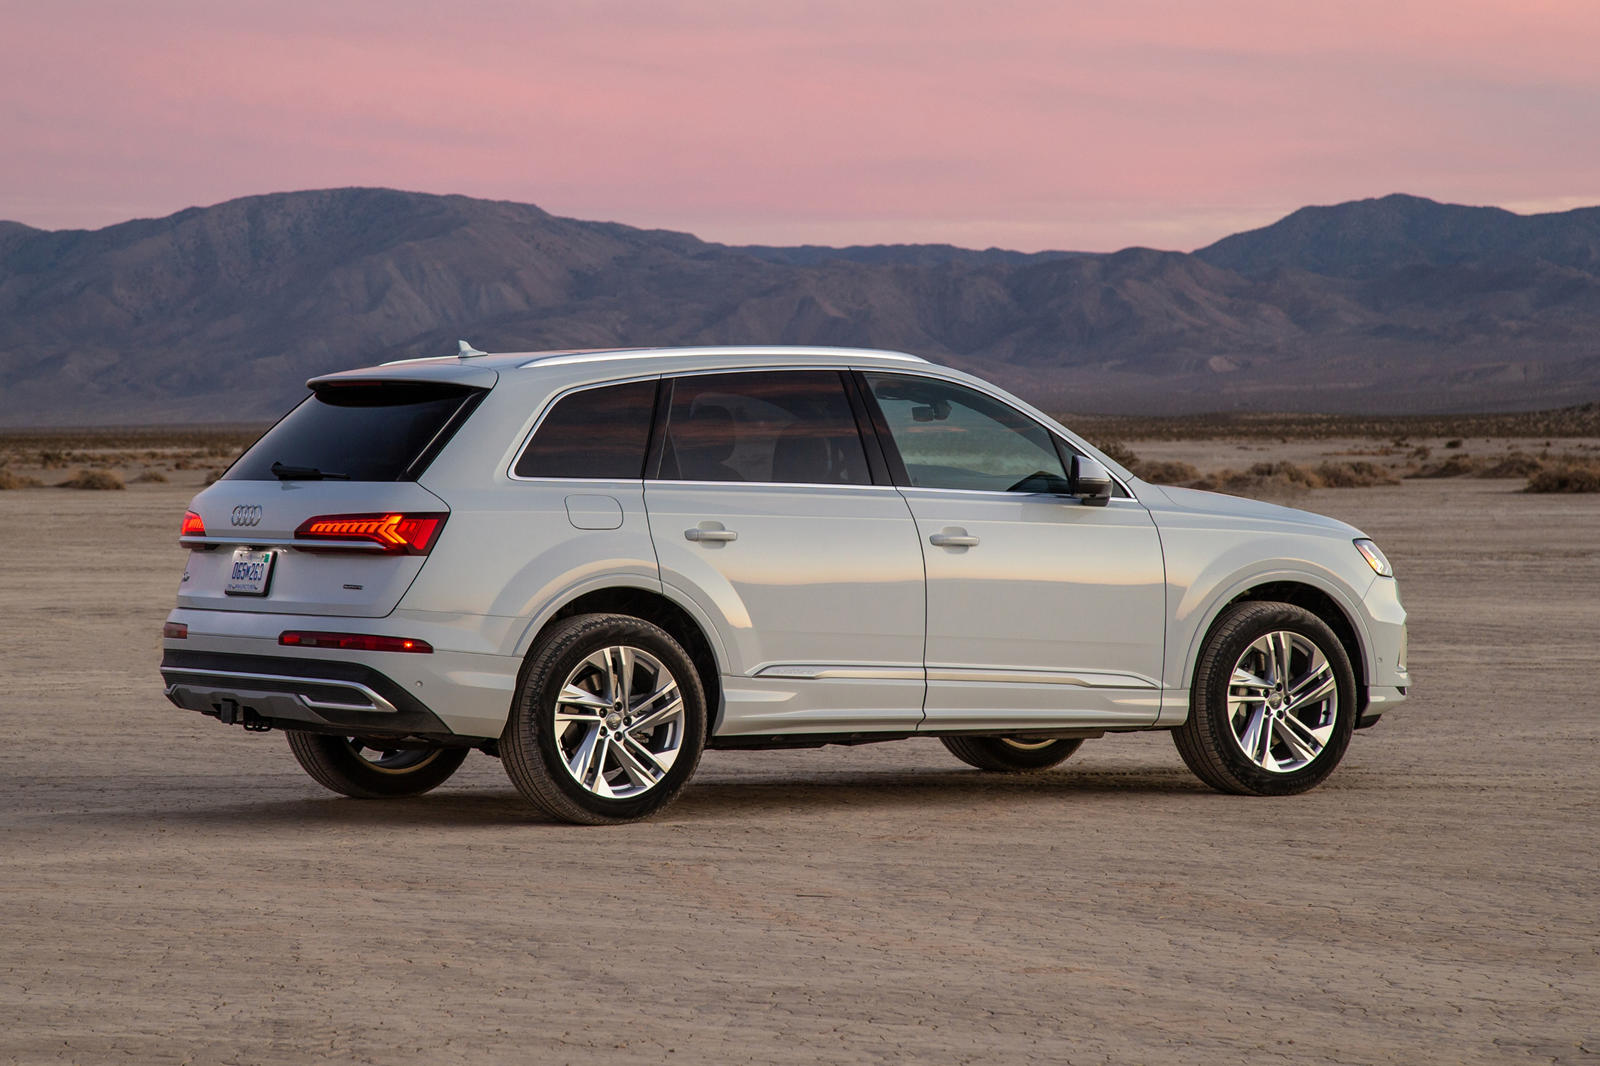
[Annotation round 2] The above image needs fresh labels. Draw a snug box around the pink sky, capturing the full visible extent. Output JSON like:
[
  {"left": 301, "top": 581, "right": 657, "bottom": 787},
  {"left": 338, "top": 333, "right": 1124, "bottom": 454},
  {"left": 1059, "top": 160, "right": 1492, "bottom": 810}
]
[{"left": 3, "top": 0, "right": 1597, "bottom": 251}]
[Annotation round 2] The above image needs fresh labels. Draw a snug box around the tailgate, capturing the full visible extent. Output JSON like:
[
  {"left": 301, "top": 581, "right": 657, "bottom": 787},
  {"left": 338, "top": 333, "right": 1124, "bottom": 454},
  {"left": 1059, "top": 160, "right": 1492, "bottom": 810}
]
[{"left": 178, "top": 480, "right": 450, "bottom": 617}]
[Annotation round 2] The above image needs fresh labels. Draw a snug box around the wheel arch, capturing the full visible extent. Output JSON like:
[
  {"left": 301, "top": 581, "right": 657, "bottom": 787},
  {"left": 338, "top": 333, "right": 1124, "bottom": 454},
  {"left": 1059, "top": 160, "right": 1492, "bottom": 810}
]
[
  {"left": 1196, "top": 579, "right": 1369, "bottom": 696},
  {"left": 533, "top": 586, "right": 726, "bottom": 734}
]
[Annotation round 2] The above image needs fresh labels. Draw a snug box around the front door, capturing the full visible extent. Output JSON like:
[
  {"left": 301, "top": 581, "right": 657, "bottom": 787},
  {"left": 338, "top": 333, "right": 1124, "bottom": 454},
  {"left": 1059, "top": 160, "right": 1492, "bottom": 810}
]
[
  {"left": 645, "top": 370, "right": 927, "bottom": 737},
  {"left": 861, "top": 372, "right": 1167, "bottom": 730}
]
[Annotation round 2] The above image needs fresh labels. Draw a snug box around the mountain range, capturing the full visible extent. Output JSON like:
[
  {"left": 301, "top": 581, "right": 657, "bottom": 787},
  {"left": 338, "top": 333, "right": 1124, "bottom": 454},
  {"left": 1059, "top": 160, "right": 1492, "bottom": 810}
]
[{"left": 2, "top": 188, "right": 1598, "bottom": 424}]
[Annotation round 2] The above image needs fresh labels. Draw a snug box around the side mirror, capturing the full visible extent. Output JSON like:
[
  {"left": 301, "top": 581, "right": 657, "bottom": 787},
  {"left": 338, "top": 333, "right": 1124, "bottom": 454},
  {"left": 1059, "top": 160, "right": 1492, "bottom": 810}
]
[{"left": 1070, "top": 455, "right": 1113, "bottom": 507}]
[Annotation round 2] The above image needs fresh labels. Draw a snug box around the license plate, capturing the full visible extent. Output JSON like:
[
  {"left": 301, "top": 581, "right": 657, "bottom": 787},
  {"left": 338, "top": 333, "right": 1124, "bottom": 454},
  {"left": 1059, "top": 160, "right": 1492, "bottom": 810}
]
[{"left": 225, "top": 549, "right": 274, "bottom": 596}]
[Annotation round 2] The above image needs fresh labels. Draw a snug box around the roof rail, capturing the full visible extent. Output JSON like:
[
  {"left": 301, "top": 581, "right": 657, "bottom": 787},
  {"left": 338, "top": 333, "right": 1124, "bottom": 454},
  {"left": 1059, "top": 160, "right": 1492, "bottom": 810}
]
[{"left": 517, "top": 346, "right": 928, "bottom": 370}]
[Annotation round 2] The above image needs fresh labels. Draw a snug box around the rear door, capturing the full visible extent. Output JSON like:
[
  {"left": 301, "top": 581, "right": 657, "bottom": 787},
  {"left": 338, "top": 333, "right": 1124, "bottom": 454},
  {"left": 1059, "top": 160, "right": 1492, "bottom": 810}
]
[
  {"left": 643, "top": 370, "right": 926, "bottom": 737},
  {"left": 178, "top": 380, "right": 482, "bottom": 617}
]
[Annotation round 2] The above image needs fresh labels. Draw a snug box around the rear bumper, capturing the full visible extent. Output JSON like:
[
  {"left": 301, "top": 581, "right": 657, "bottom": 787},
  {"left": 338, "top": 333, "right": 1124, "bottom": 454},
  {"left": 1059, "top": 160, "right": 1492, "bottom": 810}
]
[
  {"left": 161, "top": 650, "right": 461, "bottom": 740},
  {"left": 161, "top": 607, "right": 522, "bottom": 738}
]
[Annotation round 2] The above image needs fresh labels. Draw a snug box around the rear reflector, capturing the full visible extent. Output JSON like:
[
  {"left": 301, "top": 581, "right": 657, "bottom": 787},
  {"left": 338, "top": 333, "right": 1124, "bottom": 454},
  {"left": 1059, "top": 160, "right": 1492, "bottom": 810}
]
[
  {"left": 179, "top": 510, "right": 206, "bottom": 539},
  {"left": 163, "top": 622, "right": 188, "bottom": 639},
  {"left": 279, "top": 631, "right": 434, "bottom": 654},
  {"left": 293, "top": 512, "right": 446, "bottom": 554}
]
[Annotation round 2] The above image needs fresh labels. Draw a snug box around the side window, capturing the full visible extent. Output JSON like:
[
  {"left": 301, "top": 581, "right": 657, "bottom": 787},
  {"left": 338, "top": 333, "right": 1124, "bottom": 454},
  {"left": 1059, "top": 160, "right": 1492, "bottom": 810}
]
[
  {"left": 863, "top": 373, "right": 1070, "bottom": 493},
  {"left": 514, "top": 379, "right": 657, "bottom": 478},
  {"left": 658, "top": 371, "right": 871, "bottom": 485}
]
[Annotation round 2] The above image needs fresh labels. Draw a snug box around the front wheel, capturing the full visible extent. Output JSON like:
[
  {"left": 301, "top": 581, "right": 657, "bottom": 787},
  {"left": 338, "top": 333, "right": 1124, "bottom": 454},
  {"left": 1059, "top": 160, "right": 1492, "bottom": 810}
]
[
  {"left": 1173, "top": 601, "right": 1356, "bottom": 796},
  {"left": 940, "top": 735, "right": 1084, "bottom": 772},
  {"left": 502, "top": 613, "right": 706, "bottom": 825},
  {"left": 286, "top": 733, "right": 469, "bottom": 798}
]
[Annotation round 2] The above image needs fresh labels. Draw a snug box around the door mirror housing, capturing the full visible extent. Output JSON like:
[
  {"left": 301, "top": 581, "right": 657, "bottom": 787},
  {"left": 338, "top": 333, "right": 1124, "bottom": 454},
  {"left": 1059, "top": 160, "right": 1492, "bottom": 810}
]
[{"left": 1069, "top": 455, "right": 1113, "bottom": 506}]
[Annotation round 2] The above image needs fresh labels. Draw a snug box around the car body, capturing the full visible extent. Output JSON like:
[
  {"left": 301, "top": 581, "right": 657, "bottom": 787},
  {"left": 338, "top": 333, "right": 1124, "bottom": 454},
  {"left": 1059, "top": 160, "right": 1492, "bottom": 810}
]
[{"left": 161, "top": 345, "right": 1408, "bottom": 822}]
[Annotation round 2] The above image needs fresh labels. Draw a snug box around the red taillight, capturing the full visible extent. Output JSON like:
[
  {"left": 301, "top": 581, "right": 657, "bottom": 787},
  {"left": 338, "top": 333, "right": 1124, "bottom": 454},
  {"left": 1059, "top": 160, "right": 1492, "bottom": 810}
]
[
  {"left": 163, "top": 622, "right": 188, "bottom": 639},
  {"left": 279, "top": 631, "right": 433, "bottom": 654},
  {"left": 293, "top": 512, "right": 446, "bottom": 554},
  {"left": 179, "top": 510, "right": 206, "bottom": 539}
]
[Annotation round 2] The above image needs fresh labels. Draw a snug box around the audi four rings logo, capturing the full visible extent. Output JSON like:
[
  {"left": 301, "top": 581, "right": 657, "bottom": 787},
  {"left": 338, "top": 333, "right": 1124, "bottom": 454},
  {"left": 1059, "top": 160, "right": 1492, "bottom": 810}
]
[{"left": 231, "top": 505, "right": 263, "bottom": 527}]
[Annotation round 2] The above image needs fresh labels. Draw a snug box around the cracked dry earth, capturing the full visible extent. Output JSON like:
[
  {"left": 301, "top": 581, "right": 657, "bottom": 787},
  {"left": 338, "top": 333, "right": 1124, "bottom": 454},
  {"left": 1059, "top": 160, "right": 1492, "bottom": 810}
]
[{"left": 1, "top": 477, "right": 1596, "bottom": 1064}]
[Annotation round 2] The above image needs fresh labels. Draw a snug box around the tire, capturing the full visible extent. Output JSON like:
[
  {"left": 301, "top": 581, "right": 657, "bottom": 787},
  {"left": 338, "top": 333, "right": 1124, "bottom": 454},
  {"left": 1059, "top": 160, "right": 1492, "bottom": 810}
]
[
  {"left": 1173, "top": 601, "right": 1356, "bottom": 796},
  {"left": 285, "top": 732, "right": 469, "bottom": 798},
  {"left": 940, "top": 735, "right": 1084, "bottom": 772},
  {"left": 502, "top": 613, "right": 706, "bottom": 825}
]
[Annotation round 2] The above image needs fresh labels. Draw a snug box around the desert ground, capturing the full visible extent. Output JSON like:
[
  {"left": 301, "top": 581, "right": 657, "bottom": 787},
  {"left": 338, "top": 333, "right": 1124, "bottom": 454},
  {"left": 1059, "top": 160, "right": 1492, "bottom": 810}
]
[{"left": 2, "top": 432, "right": 1597, "bottom": 1064}]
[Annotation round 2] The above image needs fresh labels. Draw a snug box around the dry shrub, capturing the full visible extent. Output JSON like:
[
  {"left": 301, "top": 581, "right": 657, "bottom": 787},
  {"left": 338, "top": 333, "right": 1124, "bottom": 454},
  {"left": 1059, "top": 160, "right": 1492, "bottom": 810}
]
[
  {"left": 1444, "top": 438, "right": 1464, "bottom": 449},
  {"left": 1526, "top": 462, "right": 1600, "bottom": 493},
  {"left": 1313, "top": 461, "right": 1401, "bottom": 488},
  {"left": 133, "top": 469, "right": 169, "bottom": 483},
  {"left": 1192, "top": 461, "right": 1322, "bottom": 496},
  {"left": 1093, "top": 440, "right": 1139, "bottom": 469},
  {"left": 0, "top": 467, "right": 45, "bottom": 490},
  {"left": 203, "top": 469, "right": 225, "bottom": 485},
  {"left": 1480, "top": 452, "right": 1545, "bottom": 478},
  {"left": 1137, "top": 460, "right": 1201, "bottom": 485},
  {"left": 57, "top": 469, "right": 125, "bottom": 490},
  {"left": 1412, "top": 454, "right": 1487, "bottom": 478}
]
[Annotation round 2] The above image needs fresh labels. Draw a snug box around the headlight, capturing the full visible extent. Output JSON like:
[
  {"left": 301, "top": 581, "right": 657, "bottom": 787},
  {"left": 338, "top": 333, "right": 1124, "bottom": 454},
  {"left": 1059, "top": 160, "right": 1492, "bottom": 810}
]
[{"left": 1354, "top": 538, "right": 1393, "bottom": 577}]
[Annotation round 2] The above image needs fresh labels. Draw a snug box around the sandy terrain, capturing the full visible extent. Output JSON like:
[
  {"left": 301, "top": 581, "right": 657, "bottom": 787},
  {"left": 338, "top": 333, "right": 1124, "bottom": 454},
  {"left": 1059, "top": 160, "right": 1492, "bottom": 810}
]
[{"left": 1, "top": 474, "right": 1596, "bottom": 1064}]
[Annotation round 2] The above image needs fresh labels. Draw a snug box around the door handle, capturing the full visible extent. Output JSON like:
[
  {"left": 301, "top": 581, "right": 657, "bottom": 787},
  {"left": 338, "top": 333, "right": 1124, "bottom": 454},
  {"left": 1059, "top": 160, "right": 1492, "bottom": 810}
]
[
  {"left": 685, "top": 526, "right": 738, "bottom": 543},
  {"left": 929, "top": 530, "right": 979, "bottom": 548}
]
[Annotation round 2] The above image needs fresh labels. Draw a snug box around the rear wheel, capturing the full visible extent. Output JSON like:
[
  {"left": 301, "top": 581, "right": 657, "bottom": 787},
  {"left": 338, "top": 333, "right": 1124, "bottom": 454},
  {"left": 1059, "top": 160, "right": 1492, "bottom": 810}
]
[
  {"left": 285, "top": 732, "right": 469, "bottom": 798},
  {"left": 1173, "top": 601, "right": 1356, "bottom": 796},
  {"left": 502, "top": 613, "right": 706, "bottom": 825},
  {"left": 940, "top": 735, "right": 1084, "bottom": 772}
]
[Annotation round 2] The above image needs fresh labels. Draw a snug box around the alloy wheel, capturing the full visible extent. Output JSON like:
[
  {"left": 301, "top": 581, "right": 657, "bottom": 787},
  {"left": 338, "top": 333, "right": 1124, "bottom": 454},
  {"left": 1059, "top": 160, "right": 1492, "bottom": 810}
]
[
  {"left": 1226, "top": 630, "right": 1339, "bottom": 773},
  {"left": 553, "top": 645, "right": 685, "bottom": 799}
]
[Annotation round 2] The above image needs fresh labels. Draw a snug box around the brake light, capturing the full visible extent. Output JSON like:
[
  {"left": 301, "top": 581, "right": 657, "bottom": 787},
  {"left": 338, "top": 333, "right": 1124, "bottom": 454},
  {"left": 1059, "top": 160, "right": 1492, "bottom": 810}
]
[
  {"left": 279, "top": 631, "right": 434, "bottom": 653},
  {"left": 293, "top": 512, "right": 446, "bottom": 554},
  {"left": 179, "top": 510, "right": 206, "bottom": 539},
  {"left": 163, "top": 622, "right": 188, "bottom": 639}
]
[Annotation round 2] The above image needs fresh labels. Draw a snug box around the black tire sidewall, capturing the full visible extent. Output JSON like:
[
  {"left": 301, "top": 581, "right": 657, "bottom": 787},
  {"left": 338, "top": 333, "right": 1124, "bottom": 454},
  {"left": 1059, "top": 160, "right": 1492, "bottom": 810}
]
[
  {"left": 1194, "top": 603, "right": 1356, "bottom": 796},
  {"left": 517, "top": 616, "right": 706, "bottom": 822},
  {"left": 941, "top": 735, "right": 1084, "bottom": 772},
  {"left": 287, "top": 732, "right": 468, "bottom": 798}
]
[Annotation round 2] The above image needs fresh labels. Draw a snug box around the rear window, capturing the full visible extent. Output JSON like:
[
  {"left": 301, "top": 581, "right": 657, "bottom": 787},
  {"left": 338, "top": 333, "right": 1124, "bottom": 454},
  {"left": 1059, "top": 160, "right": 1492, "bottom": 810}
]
[
  {"left": 514, "top": 379, "right": 658, "bottom": 479},
  {"left": 224, "top": 382, "right": 484, "bottom": 482}
]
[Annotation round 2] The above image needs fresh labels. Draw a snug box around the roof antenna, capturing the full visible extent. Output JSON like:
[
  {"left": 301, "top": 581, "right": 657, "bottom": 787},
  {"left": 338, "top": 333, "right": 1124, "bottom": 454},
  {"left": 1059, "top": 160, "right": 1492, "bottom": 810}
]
[{"left": 457, "top": 340, "right": 488, "bottom": 359}]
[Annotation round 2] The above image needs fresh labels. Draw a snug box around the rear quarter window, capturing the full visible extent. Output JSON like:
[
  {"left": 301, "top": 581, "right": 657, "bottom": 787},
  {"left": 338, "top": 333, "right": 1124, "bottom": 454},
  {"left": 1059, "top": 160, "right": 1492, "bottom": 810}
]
[
  {"left": 514, "top": 379, "right": 658, "bottom": 479},
  {"left": 225, "top": 381, "right": 484, "bottom": 482}
]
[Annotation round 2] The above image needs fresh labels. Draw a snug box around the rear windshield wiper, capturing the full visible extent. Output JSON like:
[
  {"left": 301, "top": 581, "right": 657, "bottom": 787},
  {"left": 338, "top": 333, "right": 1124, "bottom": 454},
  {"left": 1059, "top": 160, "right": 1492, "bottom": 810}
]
[{"left": 270, "top": 461, "right": 350, "bottom": 481}]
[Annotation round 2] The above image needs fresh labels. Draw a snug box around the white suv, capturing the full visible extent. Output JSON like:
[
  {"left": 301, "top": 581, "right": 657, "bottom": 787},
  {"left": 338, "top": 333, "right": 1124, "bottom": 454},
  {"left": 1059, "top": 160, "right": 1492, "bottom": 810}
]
[{"left": 162, "top": 346, "right": 1408, "bottom": 823}]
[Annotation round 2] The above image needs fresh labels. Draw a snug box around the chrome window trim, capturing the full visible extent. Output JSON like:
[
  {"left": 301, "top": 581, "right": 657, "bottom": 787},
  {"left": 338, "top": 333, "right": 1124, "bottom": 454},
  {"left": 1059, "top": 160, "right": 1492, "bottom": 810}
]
[
  {"left": 645, "top": 480, "right": 903, "bottom": 493},
  {"left": 503, "top": 363, "right": 1137, "bottom": 501},
  {"left": 892, "top": 486, "right": 1145, "bottom": 506}
]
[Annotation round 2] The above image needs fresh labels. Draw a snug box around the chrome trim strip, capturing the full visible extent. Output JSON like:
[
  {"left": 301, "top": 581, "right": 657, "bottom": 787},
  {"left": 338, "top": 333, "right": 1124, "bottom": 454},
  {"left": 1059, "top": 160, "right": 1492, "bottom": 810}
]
[
  {"left": 159, "top": 667, "right": 397, "bottom": 713},
  {"left": 753, "top": 664, "right": 924, "bottom": 681},
  {"left": 925, "top": 667, "right": 1159, "bottom": 689},
  {"left": 179, "top": 536, "right": 385, "bottom": 551}
]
